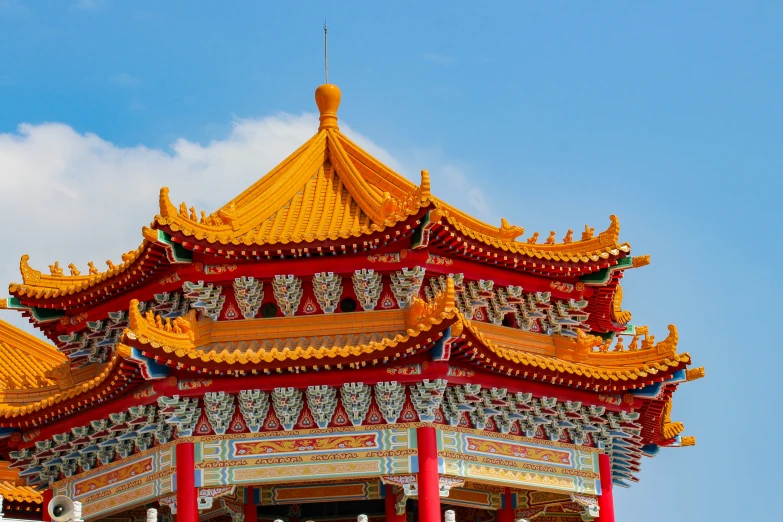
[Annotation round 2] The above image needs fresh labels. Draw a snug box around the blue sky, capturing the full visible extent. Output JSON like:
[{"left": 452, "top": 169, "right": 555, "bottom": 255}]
[{"left": 1, "top": 1, "right": 781, "bottom": 520}]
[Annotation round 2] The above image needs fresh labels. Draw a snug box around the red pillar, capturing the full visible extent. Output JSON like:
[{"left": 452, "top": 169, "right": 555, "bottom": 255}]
[
  {"left": 41, "top": 489, "right": 53, "bottom": 521},
  {"left": 596, "top": 453, "right": 615, "bottom": 522},
  {"left": 416, "top": 426, "right": 440, "bottom": 522},
  {"left": 385, "top": 485, "right": 406, "bottom": 522},
  {"left": 497, "top": 487, "right": 515, "bottom": 522},
  {"left": 244, "top": 487, "right": 258, "bottom": 522},
  {"left": 176, "top": 442, "right": 198, "bottom": 522}
]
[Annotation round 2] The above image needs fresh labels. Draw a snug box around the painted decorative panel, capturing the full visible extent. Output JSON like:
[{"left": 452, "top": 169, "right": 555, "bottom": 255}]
[
  {"left": 439, "top": 427, "right": 600, "bottom": 495},
  {"left": 442, "top": 487, "right": 501, "bottom": 510},
  {"left": 50, "top": 424, "right": 601, "bottom": 520},
  {"left": 260, "top": 480, "right": 381, "bottom": 505},
  {"left": 198, "top": 426, "right": 414, "bottom": 486},
  {"left": 53, "top": 444, "right": 174, "bottom": 520}
]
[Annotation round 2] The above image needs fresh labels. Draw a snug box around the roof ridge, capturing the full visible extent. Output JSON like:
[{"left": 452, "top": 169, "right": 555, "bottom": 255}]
[{"left": 326, "top": 129, "right": 386, "bottom": 223}]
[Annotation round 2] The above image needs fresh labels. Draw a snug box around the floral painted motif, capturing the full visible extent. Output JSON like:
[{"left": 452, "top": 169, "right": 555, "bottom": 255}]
[
  {"left": 234, "top": 434, "right": 378, "bottom": 456},
  {"left": 550, "top": 281, "right": 574, "bottom": 293},
  {"left": 380, "top": 292, "right": 396, "bottom": 309},
  {"left": 65, "top": 312, "right": 88, "bottom": 326},
  {"left": 302, "top": 297, "right": 318, "bottom": 314},
  {"left": 465, "top": 437, "right": 572, "bottom": 465},
  {"left": 204, "top": 264, "right": 238, "bottom": 275},
  {"left": 133, "top": 385, "right": 156, "bottom": 399},
  {"left": 74, "top": 457, "right": 154, "bottom": 495},
  {"left": 22, "top": 429, "right": 40, "bottom": 443},
  {"left": 447, "top": 367, "right": 475, "bottom": 378},
  {"left": 367, "top": 249, "right": 409, "bottom": 263},
  {"left": 159, "top": 272, "right": 182, "bottom": 285},
  {"left": 223, "top": 301, "right": 240, "bottom": 320},
  {"left": 179, "top": 379, "right": 213, "bottom": 391},
  {"left": 426, "top": 253, "right": 453, "bottom": 266},
  {"left": 598, "top": 394, "right": 622, "bottom": 406},
  {"left": 386, "top": 364, "right": 421, "bottom": 376}
]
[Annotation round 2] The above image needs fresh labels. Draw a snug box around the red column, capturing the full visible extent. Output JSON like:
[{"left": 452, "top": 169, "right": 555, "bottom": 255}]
[
  {"left": 596, "top": 453, "right": 615, "bottom": 522},
  {"left": 244, "top": 487, "right": 258, "bottom": 522},
  {"left": 497, "top": 487, "right": 515, "bottom": 522},
  {"left": 176, "top": 442, "right": 198, "bottom": 522},
  {"left": 416, "top": 426, "right": 440, "bottom": 522},
  {"left": 41, "top": 489, "right": 53, "bottom": 521},
  {"left": 385, "top": 485, "right": 406, "bottom": 522}
]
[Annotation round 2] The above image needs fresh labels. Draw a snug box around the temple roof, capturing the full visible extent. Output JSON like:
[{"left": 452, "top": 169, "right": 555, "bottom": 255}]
[
  {"left": 0, "top": 462, "right": 42, "bottom": 503},
  {"left": 120, "top": 279, "right": 690, "bottom": 391},
  {"left": 0, "top": 319, "right": 65, "bottom": 389},
  {"left": 0, "top": 319, "right": 146, "bottom": 425},
  {"left": 154, "top": 85, "right": 627, "bottom": 257},
  {"left": 7, "top": 83, "right": 632, "bottom": 306}
]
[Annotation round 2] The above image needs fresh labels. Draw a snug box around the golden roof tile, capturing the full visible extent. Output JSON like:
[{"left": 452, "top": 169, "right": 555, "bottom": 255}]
[
  {"left": 122, "top": 297, "right": 440, "bottom": 367},
  {"left": 0, "top": 320, "right": 66, "bottom": 390},
  {"left": 123, "top": 277, "right": 689, "bottom": 386},
  {"left": 0, "top": 345, "right": 125, "bottom": 419},
  {"left": 6, "top": 85, "right": 636, "bottom": 303},
  {"left": 153, "top": 85, "right": 630, "bottom": 263},
  {"left": 0, "top": 480, "right": 43, "bottom": 503},
  {"left": 9, "top": 244, "right": 146, "bottom": 297}
]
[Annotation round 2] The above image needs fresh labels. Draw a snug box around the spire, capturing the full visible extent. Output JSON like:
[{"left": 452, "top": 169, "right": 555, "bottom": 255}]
[
  {"left": 315, "top": 83, "right": 341, "bottom": 131},
  {"left": 316, "top": 23, "right": 340, "bottom": 131},
  {"left": 324, "top": 20, "right": 329, "bottom": 84}
]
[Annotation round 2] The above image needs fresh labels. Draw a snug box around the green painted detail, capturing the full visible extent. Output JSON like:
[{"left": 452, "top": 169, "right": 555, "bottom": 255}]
[
  {"left": 594, "top": 331, "right": 616, "bottom": 342},
  {"left": 3, "top": 297, "right": 23, "bottom": 309},
  {"left": 580, "top": 268, "right": 610, "bottom": 285},
  {"left": 410, "top": 211, "right": 432, "bottom": 249},
  {"left": 579, "top": 257, "right": 633, "bottom": 285},
  {"left": 30, "top": 307, "right": 64, "bottom": 322},
  {"left": 157, "top": 230, "right": 192, "bottom": 263},
  {"left": 0, "top": 296, "right": 61, "bottom": 323}
]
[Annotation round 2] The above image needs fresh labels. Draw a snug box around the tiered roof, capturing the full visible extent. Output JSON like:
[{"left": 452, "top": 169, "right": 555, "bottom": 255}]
[
  {"left": 5, "top": 86, "right": 629, "bottom": 313},
  {"left": 0, "top": 461, "right": 42, "bottom": 504},
  {"left": 0, "top": 84, "right": 701, "bottom": 483},
  {"left": 0, "top": 319, "right": 65, "bottom": 389}
]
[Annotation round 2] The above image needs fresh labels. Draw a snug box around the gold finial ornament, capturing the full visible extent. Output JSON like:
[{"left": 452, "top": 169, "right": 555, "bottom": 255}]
[
  {"left": 315, "top": 83, "right": 341, "bottom": 131},
  {"left": 581, "top": 225, "right": 595, "bottom": 241},
  {"left": 686, "top": 367, "right": 705, "bottom": 381},
  {"left": 49, "top": 261, "right": 64, "bottom": 277},
  {"left": 680, "top": 436, "right": 696, "bottom": 447},
  {"left": 633, "top": 255, "right": 651, "bottom": 268},
  {"left": 498, "top": 218, "right": 524, "bottom": 241}
]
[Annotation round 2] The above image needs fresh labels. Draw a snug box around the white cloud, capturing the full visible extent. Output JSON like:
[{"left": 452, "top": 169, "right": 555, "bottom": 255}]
[{"left": 0, "top": 112, "right": 490, "bottom": 335}]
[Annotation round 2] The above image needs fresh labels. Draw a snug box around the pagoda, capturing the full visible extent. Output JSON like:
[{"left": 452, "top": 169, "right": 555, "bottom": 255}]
[{"left": 0, "top": 83, "right": 703, "bottom": 522}]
